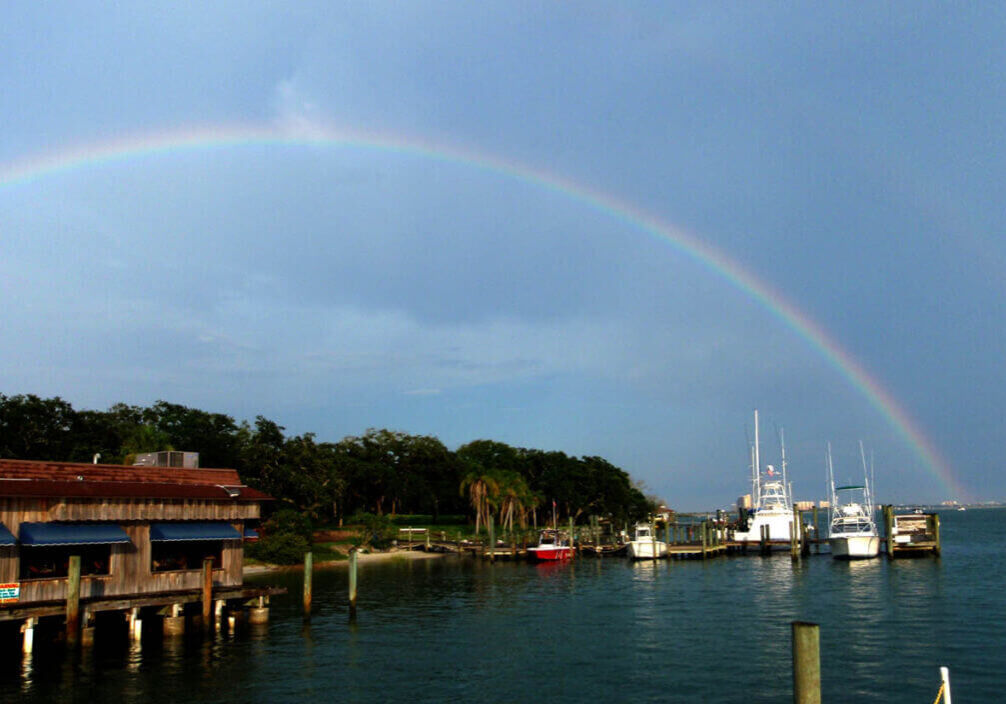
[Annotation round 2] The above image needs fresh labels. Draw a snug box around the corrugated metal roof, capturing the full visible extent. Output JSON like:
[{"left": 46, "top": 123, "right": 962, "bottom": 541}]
[{"left": 0, "top": 479, "right": 271, "bottom": 501}]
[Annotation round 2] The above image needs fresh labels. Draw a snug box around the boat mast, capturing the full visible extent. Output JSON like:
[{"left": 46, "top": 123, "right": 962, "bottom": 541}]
[
  {"left": 753, "top": 410, "right": 761, "bottom": 509},
  {"left": 826, "top": 443, "right": 834, "bottom": 529},
  {"left": 859, "top": 441, "right": 872, "bottom": 514},
  {"left": 780, "top": 426, "right": 790, "bottom": 508}
]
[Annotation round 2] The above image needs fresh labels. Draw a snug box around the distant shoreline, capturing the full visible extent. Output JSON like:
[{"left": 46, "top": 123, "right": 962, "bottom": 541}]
[{"left": 243, "top": 549, "right": 450, "bottom": 576}]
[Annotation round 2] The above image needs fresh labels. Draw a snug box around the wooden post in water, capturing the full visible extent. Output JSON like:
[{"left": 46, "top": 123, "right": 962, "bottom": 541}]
[
  {"left": 650, "top": 517, "right": 657, "bottom": 562},
  {"left": 933, "top": 513, "right": 941, "bottom": 556},
  {"left": 790, "top": 508, "right": 800, "bottom": 562},
  {"left": 760, "top": 523, "right": 769, "bottom": 555},
  {"left": 488, "top": 514, "right": 495, "bottom": 562},
  {"left": 569, "top": 517, "right": 576, "bottom": 560},
  {"left": 303, "top": 551, "right": 313, "bottom": 621},
  {"left": 348, "top": 548, "right": 358, "bottom": 619},
  {"left": 202, "top": 557, "right": 214, "bottom": 632},
  {"left": 812, "top": 506, "right": 819, "bottom": 553},
  {"left": 884, "top": 505, "right": 895, "bottom": 559},
  {"left": 791, "top": 621, "right": 821, "bottom": 704},
  {"left": 66, "top": 554, "right": 81, "bottom": 646}
]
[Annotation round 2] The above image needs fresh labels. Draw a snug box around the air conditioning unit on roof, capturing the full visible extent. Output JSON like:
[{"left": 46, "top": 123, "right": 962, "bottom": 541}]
[{"left": 133, "top": 451, "right": 199, "bottom": 468}]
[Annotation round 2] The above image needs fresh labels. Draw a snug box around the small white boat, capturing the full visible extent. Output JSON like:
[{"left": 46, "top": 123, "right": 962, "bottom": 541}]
[
  {"left": 627, "top": 522, "right": 667, "bottom": 559},
  {"left": 827, "top": 443, "right": 880, "bottom": 559}
]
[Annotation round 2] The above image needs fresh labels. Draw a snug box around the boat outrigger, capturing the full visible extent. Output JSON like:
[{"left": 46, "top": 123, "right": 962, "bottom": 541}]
[
  {"left": 732, "top": 410, "right": 795, "bottom": 548},
  {"left": 827, "top": 442, "right": 880, "bottom": 559}
]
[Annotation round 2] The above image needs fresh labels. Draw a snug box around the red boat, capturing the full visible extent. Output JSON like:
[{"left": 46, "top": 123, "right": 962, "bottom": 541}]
[{"left": 526, "top": 529, "right": 574, "bottom": 561}]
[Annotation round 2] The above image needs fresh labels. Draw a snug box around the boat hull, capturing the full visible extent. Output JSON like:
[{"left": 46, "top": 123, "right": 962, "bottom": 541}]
[
  {"left": 731, "top": 511, "right": 795, "bottom": 546},
  {"left": 527, "top": 546, "right": 573, "bottom": 561},
  {"left": 627, "top": 541, "right": 667, "bottom": 559},
  {"left": 829, "top": 535, "right": 880, "bottom": 559}
]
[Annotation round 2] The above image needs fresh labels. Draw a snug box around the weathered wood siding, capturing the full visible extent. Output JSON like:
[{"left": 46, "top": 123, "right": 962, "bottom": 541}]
[{"left": 0, "top": 497, "right": 249, "bottom": 604}]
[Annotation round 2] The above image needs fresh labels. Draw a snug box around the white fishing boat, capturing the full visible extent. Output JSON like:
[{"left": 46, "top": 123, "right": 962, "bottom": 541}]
[
  {"left": 732, "top": 410, "right": 795, "bottom": 548},
  {"left": 827, "top": 442, "right": 880, "bottom": 559},
  {"left": 627, "top": 522, "right": 667, "bottom": 559}
]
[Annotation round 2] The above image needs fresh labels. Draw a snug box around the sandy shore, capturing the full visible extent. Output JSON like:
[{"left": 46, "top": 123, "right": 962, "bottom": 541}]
[{"left": 243, "top": 548, "right": 450, "bottom": 576}]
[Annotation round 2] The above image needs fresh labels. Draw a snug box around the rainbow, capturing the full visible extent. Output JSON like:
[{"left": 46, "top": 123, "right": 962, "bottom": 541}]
[{"left": 0, "top": 123, "right": 965, "bottom": 499}]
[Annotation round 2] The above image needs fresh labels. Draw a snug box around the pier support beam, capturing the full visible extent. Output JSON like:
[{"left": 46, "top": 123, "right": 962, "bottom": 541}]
[
  {"left": 164, "top": 603, "right": 185, "bottom": 637},
  {"left": 303, "top": 551, "right": 313, "bottom": 621},
  {"left": 202, "top": 558, "right": 214, "bottom": 632},
  {"left": 792, "top": 621, "right": 821, "bottom": 704},
  {"left": 21, "top": 618, "right": 35, "bottom": 654},
  {"left": 128, "top": 607, "right": 142, "bottom": 641},
  {"left": 66, "top": 554, "right": 81, "bottom": 646},
  {"left": 348, "top": 548, "right": 358, "bottom": 619}
]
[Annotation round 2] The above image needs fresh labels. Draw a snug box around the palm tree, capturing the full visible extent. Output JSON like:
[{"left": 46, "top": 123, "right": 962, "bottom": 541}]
[{"left": 460, "top": 465, "right": 500, "bottom": 535}]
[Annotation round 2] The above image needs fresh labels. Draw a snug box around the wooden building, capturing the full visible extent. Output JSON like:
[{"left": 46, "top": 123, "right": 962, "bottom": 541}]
[{"left": 0, "top": 456, "right": 282, "bottom": 645}]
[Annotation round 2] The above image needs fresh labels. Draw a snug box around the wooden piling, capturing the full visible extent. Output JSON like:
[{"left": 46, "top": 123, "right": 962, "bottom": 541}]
[
  {"left": 348, "top": 548, "right": 358, "bottom": 618},
  {"left": 570, "top": 517, "right": 576, "bottom": 560},
  {"left": 933, "top": 513, "right": 941, "bottom": 556},
  {"left": 812, "top": 506, "right": 819, "bottom": 553},
  {"left": 760, "top": 524, "right": 769, "bottom": 555},
  {"left": 488, "top": 515, "right": 495, "bottom": 562},
  {"left": 884, "top": 505, "right": 895, "bottom": 559},
  {"left": 202, "top": 557, "right": 213, "bottom": 632},
  {"left": 66, "top": 554, "right": 81, "bottom": 646},
  {"left": 791, "top": 621, "right": 821, "bottom": 704},
  {"left": 790, "top": 508, "right": 800, "bottom": 561},
  {"left": 303, "top": 551, "right": 313, "bottom": 621}
]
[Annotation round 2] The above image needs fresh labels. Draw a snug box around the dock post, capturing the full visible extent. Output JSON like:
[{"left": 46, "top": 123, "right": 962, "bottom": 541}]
[
  {"left": 760, "top": 524, "right": 769, "bottom": 555},
  {"left": 570, "top": 517, "right": 576, "bottom": 559},
  {"left": 792, "top": 621, "right": 821, "bottom": 704},
  {"left": 21, "top": 618, "right": 35, "bottom": 654},
  {"left": 66, "top": 554, "right": 81, "bottom": 646},
  {"left": 701, "top": 520, "right": 708, "bottom": 559},
  {"left": 884, "top": 506, "right": 895, "bottom": 559},
  {"left": 812, "top": 506, "right": 819, "bottom": 553},
  {"left": 790, "top": 509, "right": 800, "bottom": 561},
  {"left": 128, "top": 607, "right": 142, "bottom": 641},
  {"left": 348, "top": 548, "right": 358, "bottom": 619},
  {"left": 303, "top": 551, "right": 313, "bottom": 621},
  {"left": 801, "top": 519, "right": 811, "bottom": 557},
  {"left": 202, "top": 557, "right": 213, "bottom": 632},
  {"left": 940, "top": 666, "right": 952, "bottom": 704},
  {"left": 933, "top": 514, "right": 941, "bottom": 556},
  {"left": 488, "top": 515, "right": 495, "bottom": 562},
  {"left": 426, "top": 528, "right": 431, "bottom": 551}
]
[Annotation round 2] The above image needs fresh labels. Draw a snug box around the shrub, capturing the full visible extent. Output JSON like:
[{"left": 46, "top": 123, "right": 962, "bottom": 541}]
[
  {"left": 349, "top": 512, "right": 396, "bottom": 549},
  {"left": 263, "top": 508, "right": 313, "bottom": 541},
  {"left": 247, "top": 532, "right": 310, "bottom": 565}
]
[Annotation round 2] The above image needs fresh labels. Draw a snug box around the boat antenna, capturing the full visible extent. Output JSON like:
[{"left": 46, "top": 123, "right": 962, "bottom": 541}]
[
  {"left": 826, "top": 442, "right": 835, "bottom": 528},
  {"left": 859, "top": 440, "right": 872, "bottom": 513},
  {"left": 753, "top": 410, "right": 761, "bottom": 509},
  {"left": 779, "top": 426, "right": 790, "bottom": 507}
]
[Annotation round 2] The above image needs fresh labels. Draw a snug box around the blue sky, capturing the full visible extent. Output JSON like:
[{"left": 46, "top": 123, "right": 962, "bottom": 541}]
[{"left": 1, "top": 3, "right": 1004, "bottom": 508}]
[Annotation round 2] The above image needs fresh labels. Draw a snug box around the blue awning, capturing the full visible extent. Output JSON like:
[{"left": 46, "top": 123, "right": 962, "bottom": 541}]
[
  {"left": 150, "top": 522, "right": 241, "bottom": 542},
  {"left": 0, "top": 522, "right": 15, "bottom": 546},
  {"left": 19, "top": 522, "right": 131, "bottom": 546},
  {"left": 243, "top": 528, "right": 259, "bottom": 541}
]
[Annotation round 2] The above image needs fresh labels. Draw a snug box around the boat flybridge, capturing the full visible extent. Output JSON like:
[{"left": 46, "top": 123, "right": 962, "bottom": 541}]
[
  {"left": 732, "top": 410, "right": 796, "bottom": 548},
  {"left": 827, "top": 442, "right": 880, "bottom": 559},
  {"left": 627, "top": 522, "right": 668, "bottom": 559}
]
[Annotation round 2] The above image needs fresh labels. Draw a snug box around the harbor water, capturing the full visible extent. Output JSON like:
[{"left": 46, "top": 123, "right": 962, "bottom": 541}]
[{"left": 2, "top": 508, "right": 1003, "bottom": 702}]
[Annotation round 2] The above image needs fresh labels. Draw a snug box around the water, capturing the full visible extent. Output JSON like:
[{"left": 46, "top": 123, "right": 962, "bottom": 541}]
[{"left": 3, "top": 509, "right": 1003, "bottom": 702}]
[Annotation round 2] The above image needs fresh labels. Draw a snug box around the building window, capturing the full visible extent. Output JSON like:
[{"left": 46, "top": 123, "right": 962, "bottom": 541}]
[
  {"left": 151, "top": 541, "right": 223, "bottom": 572},
  {"left": 19, "top": 545, "right": 112, "bottom": 580}
]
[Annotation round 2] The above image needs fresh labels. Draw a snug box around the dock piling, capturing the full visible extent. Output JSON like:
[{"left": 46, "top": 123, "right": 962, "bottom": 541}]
[
  {"left": 348, "top": 548, "right": 358, "bottom": 619},
  {"left": 791, "top": 621, "right": 821, "bottom": 704},
  {"left": 488, "top": 515, "right": 495, "bottom": 562},
  {"left": 303, "top": 551, "right": 313, "bottom": 621},
  {"left": 66, "top": 554, "right": 81, "bottom": 646},
  {"left": 201, "top": 557, "right": 214, "bottom": 632}
]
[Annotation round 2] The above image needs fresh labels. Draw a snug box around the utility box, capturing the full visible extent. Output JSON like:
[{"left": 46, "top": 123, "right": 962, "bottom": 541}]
[{"left": 133, "top": 451, "right": 199, "bottom": 468}]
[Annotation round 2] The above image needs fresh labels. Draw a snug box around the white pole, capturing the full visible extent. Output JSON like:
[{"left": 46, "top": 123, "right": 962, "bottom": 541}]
[
  {"left": 940, "top": 666, "right": 952, "bottom": 704},
  {"left": 753, "top": 410, "right": 761, "bottom": 509}
]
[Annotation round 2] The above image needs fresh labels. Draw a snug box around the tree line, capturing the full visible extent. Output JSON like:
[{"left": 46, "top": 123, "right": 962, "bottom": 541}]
[{"left": 0, "top": 393, "right": 653, "bottom": 529}]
